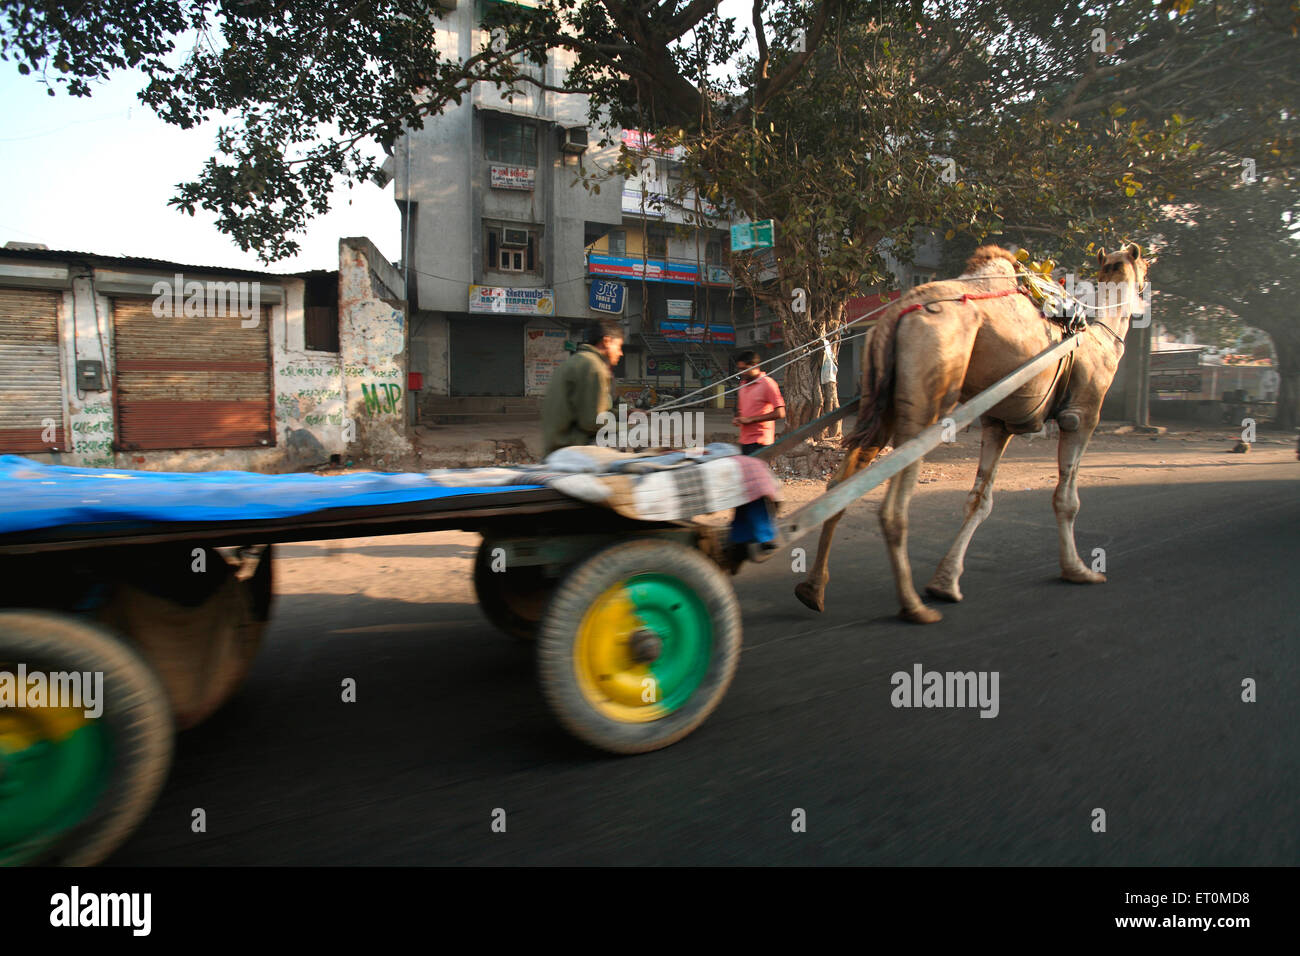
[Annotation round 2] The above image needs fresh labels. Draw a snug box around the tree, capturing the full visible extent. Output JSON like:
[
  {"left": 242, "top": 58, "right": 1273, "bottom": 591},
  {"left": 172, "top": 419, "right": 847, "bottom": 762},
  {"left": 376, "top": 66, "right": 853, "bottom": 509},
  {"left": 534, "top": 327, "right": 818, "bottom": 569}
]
[
  {"left": 661, "top": 0, "right": 1292, "bottom": 427},
  {"left": 0, "top": 0, "right": 843, "bottom": 261},
  {"left": 6, "top": 1, "right": 1296, "bottom": 429},
  {"left": 1154, "top": 176, "right": 1300, "bottom": 429}
]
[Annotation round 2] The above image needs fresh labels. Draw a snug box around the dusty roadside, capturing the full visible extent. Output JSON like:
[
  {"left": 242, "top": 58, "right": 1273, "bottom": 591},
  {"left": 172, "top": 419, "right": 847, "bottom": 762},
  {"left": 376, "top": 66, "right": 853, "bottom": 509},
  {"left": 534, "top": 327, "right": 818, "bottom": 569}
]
[{"left": 277, "top": 428, "right": 1296, "bottom": 606}]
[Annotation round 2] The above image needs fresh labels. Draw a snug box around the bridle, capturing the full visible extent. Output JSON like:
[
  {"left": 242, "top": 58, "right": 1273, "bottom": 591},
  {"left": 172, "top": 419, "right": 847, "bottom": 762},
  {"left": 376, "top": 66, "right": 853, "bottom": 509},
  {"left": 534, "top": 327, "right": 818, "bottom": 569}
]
[{"left": 1088, "top": 275, "right": 1150, "bottom": 346}]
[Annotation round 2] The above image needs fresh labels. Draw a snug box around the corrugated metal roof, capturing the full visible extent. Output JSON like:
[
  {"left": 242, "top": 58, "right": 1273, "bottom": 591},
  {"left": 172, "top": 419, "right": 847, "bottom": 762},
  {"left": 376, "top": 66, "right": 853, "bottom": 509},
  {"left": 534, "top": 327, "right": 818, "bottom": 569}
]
[{"left": 0, "top": 245, "right": 331, "bottom": 280}]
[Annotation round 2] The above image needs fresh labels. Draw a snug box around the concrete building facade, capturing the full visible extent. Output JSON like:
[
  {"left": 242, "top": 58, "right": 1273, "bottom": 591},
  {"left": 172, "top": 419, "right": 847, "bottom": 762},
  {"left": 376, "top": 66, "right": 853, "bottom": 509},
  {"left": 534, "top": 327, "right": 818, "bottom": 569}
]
[{"left": 0, "top": 238, "right": 409, "bottom": 471}]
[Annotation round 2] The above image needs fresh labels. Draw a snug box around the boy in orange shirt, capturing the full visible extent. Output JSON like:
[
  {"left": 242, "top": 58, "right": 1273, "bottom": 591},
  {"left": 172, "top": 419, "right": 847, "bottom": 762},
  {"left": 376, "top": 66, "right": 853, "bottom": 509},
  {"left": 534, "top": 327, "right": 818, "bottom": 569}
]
[
  {"left": 728, "top": 351, "right": 784, "bottom": 564},
  {"left": 733, "top": 351, "right": 786, "bottom": 454}
]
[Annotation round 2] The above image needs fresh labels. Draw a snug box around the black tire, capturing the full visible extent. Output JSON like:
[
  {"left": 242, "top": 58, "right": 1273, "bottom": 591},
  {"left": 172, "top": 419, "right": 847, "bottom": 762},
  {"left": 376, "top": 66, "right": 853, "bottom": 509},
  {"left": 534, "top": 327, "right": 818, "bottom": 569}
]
[
  {"left": 473, "top": 537, "right": 553, "bottom": 641},
  {"left": 96, "top": 545, "right": 272, "bottom": 730},
  {"left": 0, "top": 610, "right": 173, "bottom": 866},
  {"left": 537, "top": 539, "right": 741, "bottom": 754}
]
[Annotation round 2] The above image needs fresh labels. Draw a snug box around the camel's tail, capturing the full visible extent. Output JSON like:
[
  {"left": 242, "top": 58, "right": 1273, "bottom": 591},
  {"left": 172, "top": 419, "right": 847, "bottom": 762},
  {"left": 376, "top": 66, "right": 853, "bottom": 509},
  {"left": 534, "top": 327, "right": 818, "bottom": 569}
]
[
  {"left": 842, "top": 307, "right": 903, "bottom": 452},
  {"left": 843, "top": 245, "right": 1013, "bottom": 452}
]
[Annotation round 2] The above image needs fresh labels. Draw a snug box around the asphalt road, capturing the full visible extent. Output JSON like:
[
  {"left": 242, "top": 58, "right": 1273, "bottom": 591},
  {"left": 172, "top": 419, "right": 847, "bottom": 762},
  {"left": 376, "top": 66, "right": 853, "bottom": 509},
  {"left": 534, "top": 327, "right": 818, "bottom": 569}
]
[{"left": 111, "top": 455, "right": 1298, "bottom": 865}]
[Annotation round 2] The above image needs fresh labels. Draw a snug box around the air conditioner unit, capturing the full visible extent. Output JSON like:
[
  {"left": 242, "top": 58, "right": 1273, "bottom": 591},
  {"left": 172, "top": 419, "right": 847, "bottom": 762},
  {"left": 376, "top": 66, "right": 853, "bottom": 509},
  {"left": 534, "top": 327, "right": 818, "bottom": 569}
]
[
  {"left": 561, "top": 126, "right": 589, "bottom": 154},
  {"left": 502, "top": 228, "right": 530, "bottom": 247}
]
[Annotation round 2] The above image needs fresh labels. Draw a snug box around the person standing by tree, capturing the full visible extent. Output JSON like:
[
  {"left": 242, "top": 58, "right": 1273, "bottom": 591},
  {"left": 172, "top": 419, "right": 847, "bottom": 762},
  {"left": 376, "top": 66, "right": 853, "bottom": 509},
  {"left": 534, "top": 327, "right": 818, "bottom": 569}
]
[
  {"left": 541, "top": 320, "right": 623, "bottom": 456},
  {"left": 819, "top": 338, "right": 841, "bottom": 440},
  {"left": 733, "top": 351, "right": 786, "bottom": 454}
]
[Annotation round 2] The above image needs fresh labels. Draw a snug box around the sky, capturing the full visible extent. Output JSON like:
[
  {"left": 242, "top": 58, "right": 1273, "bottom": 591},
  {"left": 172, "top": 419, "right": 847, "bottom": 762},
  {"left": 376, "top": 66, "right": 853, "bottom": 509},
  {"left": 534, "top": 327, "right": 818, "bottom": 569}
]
[
  {"left": 0, "top": 67, "right": 400, "bottom": 273},
  {"left": 0, "top": 1, "right": 755, "bottom": 274}
]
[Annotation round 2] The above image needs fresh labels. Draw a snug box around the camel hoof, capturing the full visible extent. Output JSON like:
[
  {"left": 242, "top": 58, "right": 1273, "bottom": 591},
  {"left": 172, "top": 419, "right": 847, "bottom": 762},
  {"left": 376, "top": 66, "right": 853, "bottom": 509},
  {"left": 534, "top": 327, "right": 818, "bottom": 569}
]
[
  {"left": 899, "top": 604, "right": 943, "bottom": 624},
  {"left": 794, "top": 581, "right": 825, "bottom": 613},
  {"left": 1061, "top": 568, "right": 1107, "bottom": 585},
  {"left": 925, "top": 581, "right": 963, "bottom": 603}
]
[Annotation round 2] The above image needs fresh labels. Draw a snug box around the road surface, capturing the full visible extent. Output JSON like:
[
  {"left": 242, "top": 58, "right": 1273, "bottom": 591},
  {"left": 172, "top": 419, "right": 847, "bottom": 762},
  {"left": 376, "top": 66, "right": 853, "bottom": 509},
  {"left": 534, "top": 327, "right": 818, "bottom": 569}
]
[{"left": 110, "top": 434, "right": 1298, "bottom": 865}]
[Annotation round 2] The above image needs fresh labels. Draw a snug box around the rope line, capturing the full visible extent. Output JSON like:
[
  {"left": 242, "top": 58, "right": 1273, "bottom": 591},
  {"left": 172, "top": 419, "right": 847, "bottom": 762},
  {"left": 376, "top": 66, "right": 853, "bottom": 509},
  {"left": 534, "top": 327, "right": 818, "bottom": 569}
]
[
  {"left": 651, "top": 269, "right": 1019, "bottom": 411},
  {"left": 652, "top": 263, "right": 1148, "bottom": 412}
]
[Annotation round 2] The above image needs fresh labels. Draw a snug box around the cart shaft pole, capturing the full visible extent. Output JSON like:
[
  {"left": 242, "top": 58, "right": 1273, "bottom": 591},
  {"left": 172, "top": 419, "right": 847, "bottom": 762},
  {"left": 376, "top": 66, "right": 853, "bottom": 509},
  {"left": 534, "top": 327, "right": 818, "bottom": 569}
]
[
  {"left": 752, "top": 396, "right": 861, "bottom": 461},
  {"left": 778, "top": 334, "right": 1082, "bottom": 544}
]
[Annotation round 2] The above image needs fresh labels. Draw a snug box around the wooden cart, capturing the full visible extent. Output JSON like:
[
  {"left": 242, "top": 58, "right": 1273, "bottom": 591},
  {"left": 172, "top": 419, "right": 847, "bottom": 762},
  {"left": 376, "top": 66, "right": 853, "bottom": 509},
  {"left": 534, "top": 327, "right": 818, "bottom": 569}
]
[{"left": 0, "top": 335, "right": 1079, "bottom": 864}]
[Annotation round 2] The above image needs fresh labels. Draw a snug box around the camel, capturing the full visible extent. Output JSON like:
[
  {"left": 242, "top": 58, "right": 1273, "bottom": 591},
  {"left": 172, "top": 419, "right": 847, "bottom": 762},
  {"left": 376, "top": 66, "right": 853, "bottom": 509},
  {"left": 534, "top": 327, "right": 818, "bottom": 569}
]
[{"left": 794, "top": 243, "right": 1151, "bottom": 623}]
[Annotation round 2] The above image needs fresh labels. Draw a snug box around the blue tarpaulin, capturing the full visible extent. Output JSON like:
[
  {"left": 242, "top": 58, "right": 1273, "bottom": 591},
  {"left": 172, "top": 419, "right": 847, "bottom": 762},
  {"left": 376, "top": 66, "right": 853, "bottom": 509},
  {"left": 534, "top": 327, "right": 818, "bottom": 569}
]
[{"left": 0, "top": 456, "right": 542, "bottom": 535}]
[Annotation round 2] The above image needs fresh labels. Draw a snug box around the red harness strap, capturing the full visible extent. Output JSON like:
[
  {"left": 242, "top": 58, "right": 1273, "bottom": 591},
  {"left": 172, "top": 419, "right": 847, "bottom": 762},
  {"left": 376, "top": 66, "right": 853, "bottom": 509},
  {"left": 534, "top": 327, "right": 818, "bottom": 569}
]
[{"left": 896, "top": 286, "right": 1029, "bottom": 318}]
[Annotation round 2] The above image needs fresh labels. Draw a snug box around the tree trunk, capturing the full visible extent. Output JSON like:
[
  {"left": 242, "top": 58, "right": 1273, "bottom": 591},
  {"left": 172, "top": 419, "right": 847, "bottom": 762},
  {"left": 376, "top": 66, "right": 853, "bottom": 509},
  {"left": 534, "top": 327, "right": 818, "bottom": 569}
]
[
  {"left": 776, "top": 300, "right": 841, "bottom": 436},
  {"left": 1277, "top": 370, "right": 1299, "bottom": 432},
  {"left": 1255, "top": 321, "right": 1300, "bottom": 432},
  {"left": 782, "top": 351, "right": 821, "bottom": 430}
]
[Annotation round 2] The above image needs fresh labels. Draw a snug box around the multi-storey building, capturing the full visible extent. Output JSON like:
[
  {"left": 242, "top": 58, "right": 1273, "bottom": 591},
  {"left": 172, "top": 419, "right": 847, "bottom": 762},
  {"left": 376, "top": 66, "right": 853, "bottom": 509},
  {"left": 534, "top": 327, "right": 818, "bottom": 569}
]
[{"left": 391, "top": 0, "right": 750, "bottom": 417}]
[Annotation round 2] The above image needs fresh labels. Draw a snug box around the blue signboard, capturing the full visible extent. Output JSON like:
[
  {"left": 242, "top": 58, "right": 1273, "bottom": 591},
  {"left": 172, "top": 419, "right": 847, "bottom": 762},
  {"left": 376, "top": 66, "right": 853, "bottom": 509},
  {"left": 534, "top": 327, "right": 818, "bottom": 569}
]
[
  {"left": 661, "top": 321, "right": 735, "bottom": 344},
  {"left": 589, "top": 278, "right": 626, "bottom": 314}
]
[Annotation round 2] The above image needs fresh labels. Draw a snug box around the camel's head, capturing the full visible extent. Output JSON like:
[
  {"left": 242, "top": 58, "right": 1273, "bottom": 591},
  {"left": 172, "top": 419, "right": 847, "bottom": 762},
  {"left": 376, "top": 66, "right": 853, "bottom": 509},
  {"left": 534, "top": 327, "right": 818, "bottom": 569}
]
[
  {"left": 1096, "top": 241, "right": 1151, "bottom": 293},
  {"left": 1095, "top": 241, "right": 1152, "bottom": 324}
]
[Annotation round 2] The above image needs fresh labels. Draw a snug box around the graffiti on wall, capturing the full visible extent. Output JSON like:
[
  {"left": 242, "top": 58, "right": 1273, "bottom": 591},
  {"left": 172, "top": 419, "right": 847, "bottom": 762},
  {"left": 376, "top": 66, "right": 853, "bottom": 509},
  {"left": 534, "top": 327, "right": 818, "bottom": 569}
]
[
  {"left": 338, "top": 242, "right": 411, "bottom": 459},
  {"left": 275, "top": 361, "right": 346, "bottom": 451},
  {"left": 69, "top": 401, "right": 114, "bottom": 468},
  {"left": 360, "top": 382, "right": 403, "bottom": 416},
  {"left": 342, "top": 305, "right": 405, "bottom": 420}
]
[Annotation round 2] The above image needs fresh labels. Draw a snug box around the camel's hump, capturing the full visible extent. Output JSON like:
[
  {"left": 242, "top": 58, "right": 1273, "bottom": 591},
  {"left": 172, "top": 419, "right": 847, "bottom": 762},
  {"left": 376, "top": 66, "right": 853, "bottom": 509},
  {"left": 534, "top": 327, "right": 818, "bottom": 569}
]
[{"left": 965, "top": 245, "right": 1018, "bottom": 276}]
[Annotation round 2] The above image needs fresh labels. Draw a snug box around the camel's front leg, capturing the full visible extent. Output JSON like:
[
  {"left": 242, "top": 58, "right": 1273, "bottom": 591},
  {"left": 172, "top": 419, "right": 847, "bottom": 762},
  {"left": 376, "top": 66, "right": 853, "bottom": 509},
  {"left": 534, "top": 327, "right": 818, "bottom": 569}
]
[
  {"left": 926, "top": 419, "right": 1013, "bottom": 603},
  {"left": 1055, "top": 422, "right": 1106, "bottom": 583},
  {"left": 880, "top": 460, "right": 941, "bottom": 623}
]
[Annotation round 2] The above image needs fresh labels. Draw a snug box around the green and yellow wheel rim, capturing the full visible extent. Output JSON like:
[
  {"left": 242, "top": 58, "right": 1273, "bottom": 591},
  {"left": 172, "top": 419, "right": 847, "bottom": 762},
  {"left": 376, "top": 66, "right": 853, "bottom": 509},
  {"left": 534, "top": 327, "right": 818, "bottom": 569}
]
[
  {"left": 0, "top": 701, "right": 109, "bottom": 863},
  {"left": 573, "top": 574, "right": 712, "bottom": 724}
]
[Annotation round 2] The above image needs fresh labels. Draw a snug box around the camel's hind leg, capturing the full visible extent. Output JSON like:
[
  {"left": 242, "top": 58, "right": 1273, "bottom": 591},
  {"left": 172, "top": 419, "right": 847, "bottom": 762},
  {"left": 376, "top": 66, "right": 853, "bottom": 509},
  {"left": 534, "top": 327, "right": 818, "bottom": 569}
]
[
  {"left": 877, "top": 316, "right": 976, "bottom": 624},
  {"left": 926, "top": 418, "right": 1013, "bottom": 602},
  {"left": 1055, "top": 419, "right": 1106, "bottom": 583},
  {"left": 878, "top": 454, "right": 941, "bottom": 623},
  {"left": 794, "top": 444, "right": 886, "bottom": 612}
]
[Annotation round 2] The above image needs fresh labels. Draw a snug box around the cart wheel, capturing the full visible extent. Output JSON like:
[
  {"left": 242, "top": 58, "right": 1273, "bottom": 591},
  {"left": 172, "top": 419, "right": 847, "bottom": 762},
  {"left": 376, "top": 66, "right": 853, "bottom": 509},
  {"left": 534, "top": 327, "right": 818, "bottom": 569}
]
[
  {"left": 97, "top": 545, "right": 272, "bottom": 730},
  {"left": 473, "top": 537, "right": 552, "bottom": 641},
  {"left": 0, "top": 610, "right": 173, "bottom": 866},
  {"left": 538, "top": 539, "right": 741, "bottom": 754}
]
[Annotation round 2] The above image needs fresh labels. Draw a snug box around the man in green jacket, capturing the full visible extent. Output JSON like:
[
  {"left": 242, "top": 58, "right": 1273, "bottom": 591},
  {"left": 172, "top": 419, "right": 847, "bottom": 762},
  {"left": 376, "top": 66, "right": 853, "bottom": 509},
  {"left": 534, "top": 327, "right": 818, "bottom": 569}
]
[{"left": 541, "top": 320, "right": 623, "bottom": 456}]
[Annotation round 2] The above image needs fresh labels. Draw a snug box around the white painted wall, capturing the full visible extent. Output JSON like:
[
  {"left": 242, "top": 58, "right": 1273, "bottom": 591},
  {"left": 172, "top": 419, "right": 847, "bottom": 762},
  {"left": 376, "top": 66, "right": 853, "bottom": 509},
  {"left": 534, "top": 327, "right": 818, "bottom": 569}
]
[
  {"left": 0, "top": 249, "right": 405, "bottom": 472},
  {"left": 339, "top": 238, "right": 412, "bottom": 462}
]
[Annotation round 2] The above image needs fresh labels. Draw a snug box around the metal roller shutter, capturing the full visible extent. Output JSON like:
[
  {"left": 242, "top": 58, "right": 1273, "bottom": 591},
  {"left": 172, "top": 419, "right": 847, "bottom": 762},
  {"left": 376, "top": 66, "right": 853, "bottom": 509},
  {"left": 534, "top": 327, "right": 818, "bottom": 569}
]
[
  {"left": 112, "top": 297, "right": 273, "bottom": 450},
  {"left": 450, "top": 317, "right": 525, "bottom": 396},
  {"left": 0, "top": 288, "right": 67, "bottom": 453}
]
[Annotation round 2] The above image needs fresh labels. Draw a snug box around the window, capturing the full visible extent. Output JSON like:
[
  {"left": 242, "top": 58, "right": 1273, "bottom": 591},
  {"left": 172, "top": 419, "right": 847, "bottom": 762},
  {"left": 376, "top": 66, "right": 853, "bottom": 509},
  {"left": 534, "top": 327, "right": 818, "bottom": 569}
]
[
  {"left": 608, "top": 230, "right": 626, "bottom": 256},
  {"left": 911, "top": 270, "right": 935, "bottom": 288},
  {"left": 666, "top": 162, "right": 682, "bottom": 190},
  {"left": 303, "top": 274, "right": 339, "bottom": 352},
  {"left": 647, "top": 230, "right": 668, "bottom": 259},
  {"left": 484, "top": 115, "right": 537, "bottom": 166},
  {"left": 486, "top": 223, "right": 540, "bottom": 274},
  {"left": 706, "top": 240, "right": 722, "bottom": 265},
  {"left": 305, "top": 307, "right": 339, "bottom": 352},
  {"left": 499, "top": 247, "right": 527, "bottom": 272}
]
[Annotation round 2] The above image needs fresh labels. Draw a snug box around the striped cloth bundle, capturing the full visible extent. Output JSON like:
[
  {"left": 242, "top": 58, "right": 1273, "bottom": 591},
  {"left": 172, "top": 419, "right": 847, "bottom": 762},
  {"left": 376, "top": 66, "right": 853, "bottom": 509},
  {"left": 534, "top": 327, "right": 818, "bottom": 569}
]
[{"left": 426, "top": 443, "right": 782, "bottom": 522}]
